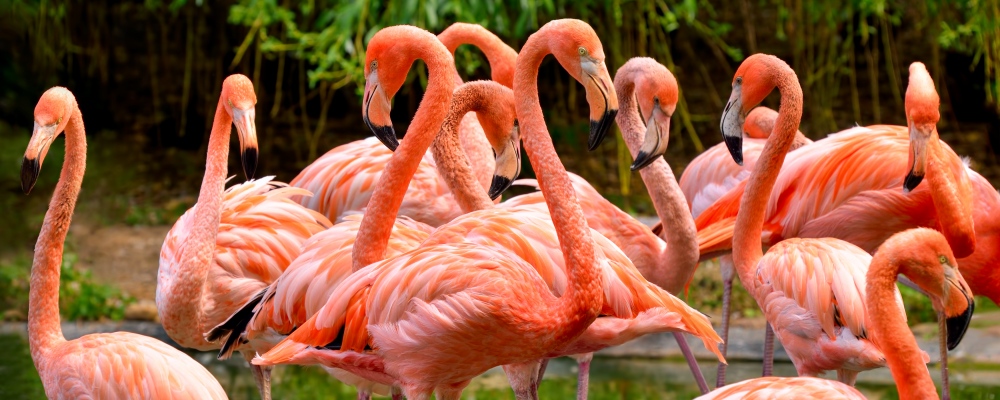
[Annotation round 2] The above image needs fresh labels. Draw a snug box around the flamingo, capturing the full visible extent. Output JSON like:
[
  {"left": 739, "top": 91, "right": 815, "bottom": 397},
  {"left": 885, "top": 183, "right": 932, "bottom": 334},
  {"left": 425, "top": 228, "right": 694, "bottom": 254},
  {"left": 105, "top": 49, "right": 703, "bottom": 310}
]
[
  {"left": 694, "top": 61, "right": 978, "bottom": 382},
  {"left": 251, "top": 20, "right": 723, "bottom": 400},
  {"left": 288, "top": 22, "right": 518, "bottom": 226},
  {"left": 499, "top": 57, "right": 722, "bottom": 394},
  {"left": 696, "top": 228, "right": 974, "bottom": 399},
  {"left": 156, "top": 74, "right": 332, "bottom": 399},
  {"left": 20, "top": 87, "right": 227, "bottom": 399},
  {"left": 209, "top": 78, "right": 521, "bottom": 399},
  {"left": 670, "top": 106, "right": 811, "bottom": 387}
]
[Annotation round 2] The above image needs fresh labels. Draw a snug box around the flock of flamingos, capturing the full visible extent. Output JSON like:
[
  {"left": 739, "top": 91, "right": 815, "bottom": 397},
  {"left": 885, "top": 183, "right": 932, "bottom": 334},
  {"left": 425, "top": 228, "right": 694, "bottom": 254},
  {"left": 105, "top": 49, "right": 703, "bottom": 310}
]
[{"left": 19, "top": 17, "right": 992, "bottom": 399}]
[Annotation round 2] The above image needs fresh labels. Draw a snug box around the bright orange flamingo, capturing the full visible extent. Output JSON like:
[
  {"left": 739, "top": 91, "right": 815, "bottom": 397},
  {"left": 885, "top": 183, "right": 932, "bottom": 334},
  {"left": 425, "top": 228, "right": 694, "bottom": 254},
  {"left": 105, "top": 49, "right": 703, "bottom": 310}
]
[
  {"left": 156, "top": 74, "right": 331, "bottom": 399},
  {"left": 250, "top": 20, "right": 615, "bottom": 400},
  {"left": 714, "top": 53, "right": 929, "bottom": 385},
  {"left": 209, "top": 78, "right": 521, "bottom": 399},
  {"left": 696, "top": 228, "right": 974, "bottom": 399},
  {"left": 288, "top": 23, "right": 518, "bottom": 226},
  {"left": 21, "top": 87, "right": 227, "bottom": 399},
  {"left": 694, "top": 61, "right": 978, "bottom": 382}
]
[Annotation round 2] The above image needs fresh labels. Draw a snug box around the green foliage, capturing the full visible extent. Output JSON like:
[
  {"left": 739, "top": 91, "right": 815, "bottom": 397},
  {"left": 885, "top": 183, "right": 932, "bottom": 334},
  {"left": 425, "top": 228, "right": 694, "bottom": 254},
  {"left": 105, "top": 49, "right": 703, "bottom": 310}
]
[
  {"left": 0, "top": 253, "right": 133, "bottom": 322},
  {"left": 898, "top": 282, "right": 937, "bottom": 326}
]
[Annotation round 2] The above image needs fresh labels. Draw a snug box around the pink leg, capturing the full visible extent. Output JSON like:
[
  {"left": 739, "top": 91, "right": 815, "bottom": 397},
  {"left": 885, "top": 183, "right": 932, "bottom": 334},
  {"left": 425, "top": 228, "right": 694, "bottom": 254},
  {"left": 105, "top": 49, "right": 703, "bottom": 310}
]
[
  {"left": 716, "top": 256, "right": 735, "bottom": 388},
  {"left": 504, "top": 361, "right": 542, "bottom": 400},
  {"left": 535, "top": 358, "right": 549, "bottom": 393},
  {"left": 391, "top": 386, "right": 403, "bottom": 400},
  {"left": 762, "top": 322, "right": 775, "bottom": 377},
  {"left": 356, "top": 390, "right": 370, "bottom": 400},
  {"left": 939, "top": 311, "right": 951, "bottom": 400},
  {"left": 674, "top": 332, "right": 709, "bottom": 394},
  {"left": 836, "top": 369, "right": 858, "bottom": 386},
  {"left": 576, "top": 353, "right": 592, "bottom": 400},
  {"left": 244, "top": 351, "right": 272, "bottom": 400}
]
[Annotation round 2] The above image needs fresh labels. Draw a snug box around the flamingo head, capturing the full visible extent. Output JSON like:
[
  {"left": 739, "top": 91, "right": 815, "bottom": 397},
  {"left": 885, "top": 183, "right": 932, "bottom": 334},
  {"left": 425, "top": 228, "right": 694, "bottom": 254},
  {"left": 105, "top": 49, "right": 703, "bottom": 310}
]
[
  {"left": 542, "top": 19, "right": 618, "bottom": 151},
  {"left": 22, "top": 87, "right": 76, "bottom": 194},
  {"left": 626, "top": 58, "right": 678, "bottom": 171},
  {"left": 363, "top": 26, "right": 446, "bottom": 151},
  {"left": 903, "top": 62, "right": 941, "bottom": 193},
  {"left": 221, "top": 74, "right": 259, "bottom": 180},
  {"left": 720, "top": 54, "right": 789, "bottom": 166},
  {"left": 895, "top": 228, "right": 974, "bottom": 350},
  {"left": 453, "top": 81, "right": 521, "bottom": 200}
]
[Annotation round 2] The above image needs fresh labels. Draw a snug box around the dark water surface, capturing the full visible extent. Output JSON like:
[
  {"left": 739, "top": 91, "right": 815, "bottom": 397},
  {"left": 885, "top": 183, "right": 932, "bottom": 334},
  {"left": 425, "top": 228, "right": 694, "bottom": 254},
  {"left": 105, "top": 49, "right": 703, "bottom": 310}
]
[{"left": 2, "top": 334, "right": 998, "bottom": 399}]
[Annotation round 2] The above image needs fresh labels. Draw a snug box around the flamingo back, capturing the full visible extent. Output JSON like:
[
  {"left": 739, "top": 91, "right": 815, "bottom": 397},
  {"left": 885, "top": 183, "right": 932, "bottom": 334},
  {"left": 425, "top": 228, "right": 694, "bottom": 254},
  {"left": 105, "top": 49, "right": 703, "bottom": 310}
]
[{"left": 695, "top": 377, "right": 864, "bottom": 400}]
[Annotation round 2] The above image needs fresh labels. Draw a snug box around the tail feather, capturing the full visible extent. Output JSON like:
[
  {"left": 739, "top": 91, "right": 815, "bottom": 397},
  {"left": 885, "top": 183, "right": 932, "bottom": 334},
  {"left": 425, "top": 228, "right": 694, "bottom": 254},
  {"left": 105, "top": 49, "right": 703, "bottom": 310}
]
[
  {"left": 206, "top": 288, "right": 268, "bottom": 360},
  {"left": 697, "top": 217, "right": 737, "bottom": 257}
]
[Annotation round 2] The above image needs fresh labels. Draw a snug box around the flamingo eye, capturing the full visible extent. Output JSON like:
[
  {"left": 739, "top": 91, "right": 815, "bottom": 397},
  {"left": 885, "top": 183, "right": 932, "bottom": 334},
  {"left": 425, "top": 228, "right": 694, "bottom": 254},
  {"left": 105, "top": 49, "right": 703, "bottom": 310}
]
[
  {"left": 735, "top": 77, "right": 743, "bottom": 85},
  {"left": 939, "top": 255, "right": 948, "bottom": 264},
  {"left": 371, "top": 60, "right": 378, "bottom": 71},
  {"left": 578, "top": 47, "right": 587, "bottom": 56}
]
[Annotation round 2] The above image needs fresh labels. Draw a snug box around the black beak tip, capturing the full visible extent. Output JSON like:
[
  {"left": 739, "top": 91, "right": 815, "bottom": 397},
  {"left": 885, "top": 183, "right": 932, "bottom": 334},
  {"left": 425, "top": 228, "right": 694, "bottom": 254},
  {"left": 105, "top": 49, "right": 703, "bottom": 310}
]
[
  {"left": 488, "top": 175, "right": 513, "bottom": 201},
  {"left": 588, "top": 109, "right": 618, "bottom": 151},
  {"left": 20, "top": 157, "right": 39, "bottom": 194},
  {"left": 946, "top": 298, "right": 974, "bottom": 351},
  {"left": 630, "top": 151, "right": 657, "bottom": 171},
  {"left": 365, "top": 116, "right": 398, "bottom": 151},
  {"left": 241, "top": 147, "right": 258, "bottom": 181},
  {"left": 903, "top": 171, "right": 924, "bottom": 194},
  {"left": 722, "top": 135, "right": 744, "bottom": 166}
]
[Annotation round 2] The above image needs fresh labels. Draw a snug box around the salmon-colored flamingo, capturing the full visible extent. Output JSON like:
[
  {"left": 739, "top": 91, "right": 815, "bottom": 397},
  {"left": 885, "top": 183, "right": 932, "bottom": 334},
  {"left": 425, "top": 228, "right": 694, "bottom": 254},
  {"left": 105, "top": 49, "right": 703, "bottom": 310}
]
[
  {"left": 672, "top": 108, "right": 811, "bottom": 387},
  {"left": 696, "top": 228, "right": 974, "bottom": 400},
  {"left": 21, "top": 87, "right": 227, "bottom": 399},
  {"left": 156, "top": 74, "right": 331, "bottom": 399},
  {"left": 250, "top": 20, "right": 615, "bottom": 400},
  {"left": 209, "top": 78, "right": 521, "bottom": 399},
  {"left": 695, "top": 61, "right": 977, "bottom": 383},
  {"left": 288, "top": 22, "right": 518, "bottom": 226},
  {"left": 714, "top": 53, "right": 936, "bottom": 385},
  {"left": 500, "top": 57, "right": 720, "bottom": 394}
]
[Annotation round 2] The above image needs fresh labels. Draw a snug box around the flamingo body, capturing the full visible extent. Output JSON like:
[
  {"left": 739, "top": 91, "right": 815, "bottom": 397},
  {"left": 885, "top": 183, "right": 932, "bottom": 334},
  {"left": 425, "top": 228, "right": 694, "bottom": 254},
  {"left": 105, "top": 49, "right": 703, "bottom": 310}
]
[{"left": 695, "top": 376, "right": 864, "bottom": 400}]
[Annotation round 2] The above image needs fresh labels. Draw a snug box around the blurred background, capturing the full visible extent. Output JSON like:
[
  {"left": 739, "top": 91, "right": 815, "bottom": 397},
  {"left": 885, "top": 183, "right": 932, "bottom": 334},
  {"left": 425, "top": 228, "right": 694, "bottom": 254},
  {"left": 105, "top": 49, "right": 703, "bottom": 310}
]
[{"left": 0, "top": 0, "right": 998, "bottom": 335}]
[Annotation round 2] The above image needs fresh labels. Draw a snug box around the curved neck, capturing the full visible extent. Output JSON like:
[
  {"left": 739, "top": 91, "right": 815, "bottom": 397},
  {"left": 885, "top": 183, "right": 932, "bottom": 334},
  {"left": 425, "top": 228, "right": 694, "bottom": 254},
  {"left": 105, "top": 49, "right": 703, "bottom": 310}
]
[
  {"left": 614, "top": 76, "right": 698, "bottom": 294},
  {"left": 514, "top": 33, "right": 602, "bottom": 343},
  {"left": 732, "top": 73, "right": 803, "bottom": 291},
  {"left": 29, "top": 106, "right": 85, "bottom": 363},
  {"left": 353, "top": 47, "right": 458, "bottom": 270},
  {"left": 161, "top": 97, "right": 232, "bottom": 337},
  {"left": 430, "top": 88, "right": 500, "bottom": 214},
  {"left": 867, "top": 243, "right": 939, "bottom": 399},
  {"left": 439, "top": 26, "right": 516, "bottom": 88},
  {"left": 926, "top": 135, "right": 976, "bottom": 258}
]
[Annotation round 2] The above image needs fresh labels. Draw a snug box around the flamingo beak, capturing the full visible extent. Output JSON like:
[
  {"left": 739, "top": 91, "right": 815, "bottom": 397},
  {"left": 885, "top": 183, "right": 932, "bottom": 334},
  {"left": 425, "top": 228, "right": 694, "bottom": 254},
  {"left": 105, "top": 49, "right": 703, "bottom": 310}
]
[
  {"left": 904, "top": 123, "right": 932, "bottom": 193},
  {"left": 231, "top": 107, "right": 258, "bottom": 180},
  {"left": 488, "top": 121, "right": 522, "bottom": 200},
  {"left": 363, "top": 71, "right": 397, "bottom": 151},
  {"left": 581, "top": 59, "right": 618, "bottom": 151},
  {"left": 720, "top": 85, "right": 746, "bottom": 166},
  {"left": 21, "top": 122, "right": 58, "bottom": 194},
  {"left": 631, "top": 106, "right": 671, "bottom": 171},
  {"left": 943, "top": 268, "right": 974, "bottom": 350}
]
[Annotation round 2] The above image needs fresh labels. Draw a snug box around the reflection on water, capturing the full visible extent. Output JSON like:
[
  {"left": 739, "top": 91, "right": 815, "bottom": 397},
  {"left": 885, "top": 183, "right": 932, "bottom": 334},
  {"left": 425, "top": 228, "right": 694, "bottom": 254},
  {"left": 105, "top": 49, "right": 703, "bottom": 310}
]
[{"left": 2, "top": 334, "right": 998, "bottom": 399}]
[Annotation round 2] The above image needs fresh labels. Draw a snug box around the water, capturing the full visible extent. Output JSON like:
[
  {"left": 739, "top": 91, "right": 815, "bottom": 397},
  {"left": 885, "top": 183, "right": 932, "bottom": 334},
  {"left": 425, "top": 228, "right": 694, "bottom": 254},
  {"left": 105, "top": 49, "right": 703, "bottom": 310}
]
[{"left": 2, "top": 334, "right": 998, "bottom": 399}]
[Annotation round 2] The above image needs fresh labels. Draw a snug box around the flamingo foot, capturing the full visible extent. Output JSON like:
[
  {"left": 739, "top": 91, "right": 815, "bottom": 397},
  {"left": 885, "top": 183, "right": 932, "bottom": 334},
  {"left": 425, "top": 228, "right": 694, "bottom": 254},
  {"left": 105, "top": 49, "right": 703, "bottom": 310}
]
[
  {"left": 674, "top": 332, "right": 709, "bottom": 394},
  {"left": 716, "top": 257, "right": 735, "bottom": 388},
  {"left": 762, "top": 322, "right": 775, "bottom": 377},
  {"left": 576, "top": 354, "right": 592, "bottom": 400}
]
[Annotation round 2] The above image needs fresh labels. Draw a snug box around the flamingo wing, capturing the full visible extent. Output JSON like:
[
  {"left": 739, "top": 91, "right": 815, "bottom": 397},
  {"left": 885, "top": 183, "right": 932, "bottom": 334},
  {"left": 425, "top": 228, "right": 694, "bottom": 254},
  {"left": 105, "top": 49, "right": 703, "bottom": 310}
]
[
  {"left": 680, "top": 139, "right": 766, "bottom": 218},
  {"left": 289, "top": 137, "right": 462, "bottom": 227},
  {"left": 51, "top": 332, "right": 227, "bottom": 400}
]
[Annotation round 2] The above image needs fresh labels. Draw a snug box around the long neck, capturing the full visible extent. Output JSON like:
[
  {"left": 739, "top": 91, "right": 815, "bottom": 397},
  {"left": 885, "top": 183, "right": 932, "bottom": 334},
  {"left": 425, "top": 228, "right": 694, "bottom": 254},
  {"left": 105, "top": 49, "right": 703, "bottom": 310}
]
[
  {"left": 867, "top": 246, "right": 939, "bottom": 399},
  {"left": 160, "top": 98, "right": 232, "bottom": 338},
  {"left": 29, "top": 107, "right": 85, "bottom": 363},
  {"left": 732, "top": 74, "right": 803, "bottom": 291},
  {"left": 430, "top": 91, "right": 497, "bottom": 214},
  {"left": 353, "top": 52, "right": 458, "bottom": 270},
  {"left": 926, "top": 135, "right": 976, "bottom": 258},
  {"left": 615, "top": 78, "right": 698, "bottom": 294},
  {"left": 439, "top": 26, "right": 516, "bottom": 88},
  {"left": 514, "top": 35, "right": 602, "bottom": 344}
]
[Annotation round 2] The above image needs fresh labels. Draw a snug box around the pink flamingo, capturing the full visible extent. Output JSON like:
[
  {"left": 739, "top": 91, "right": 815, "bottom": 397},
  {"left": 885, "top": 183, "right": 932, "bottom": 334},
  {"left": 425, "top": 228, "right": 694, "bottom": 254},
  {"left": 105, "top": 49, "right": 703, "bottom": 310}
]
[
  {"left": 671, "top": 106, "right": 811, "bottom": 387},
  {"left": 251, "top": 20, "right": 723, "bottom": 400},
  {"left": 156, "top": 74, "right": 331, "bottom": 399},
  {"left": 438, "top": 22, "right": 517, "bottom": 88},
  {"left": 288, "top": 23, "right": 518, "bottom": 226},
  {"left": 694, "top": 61, "right": 977, "bottom": 382},
  {"left": 21, "top": 87, "right": 227, "bottom": 399},
  {"left": 696, "top": 228, "right": 974, "bottom": 399}
]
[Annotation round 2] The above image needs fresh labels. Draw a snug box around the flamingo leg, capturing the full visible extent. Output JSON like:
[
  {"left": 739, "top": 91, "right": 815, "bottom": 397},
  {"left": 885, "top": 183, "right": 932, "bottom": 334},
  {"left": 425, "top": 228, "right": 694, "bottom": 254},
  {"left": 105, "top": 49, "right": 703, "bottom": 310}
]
[
  {"left": 762, "top": 322, "right": 775, "bottom": 377},
  {"left": 503, "top": 361, "right": 542, "bottom": 400},
  {"left": 674, "top": 332, "right": 709, "bottom": 394},
  {"left": 939, "top": 311, "right": 951, "bottom": 400},
  {"left": 836, "top": 369, "right": 858, "bottom": 386},
  {"left": 244, "top": 351, "right": 272, "bottom": 400},
  {"left": 575, "top": 353, "right": 593, "bottom": 400},
  {"left": 536, "top": 358, "right": 550, "bottom": 387},
  {"left": 356, "top": 391, "right": 371, "bottom": 400},
  {"left": 390, "top": 386, "right": 403, "bottom": 400},
  {"left": 716, "top": 255, "right": 735, "bottom": 388}
]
